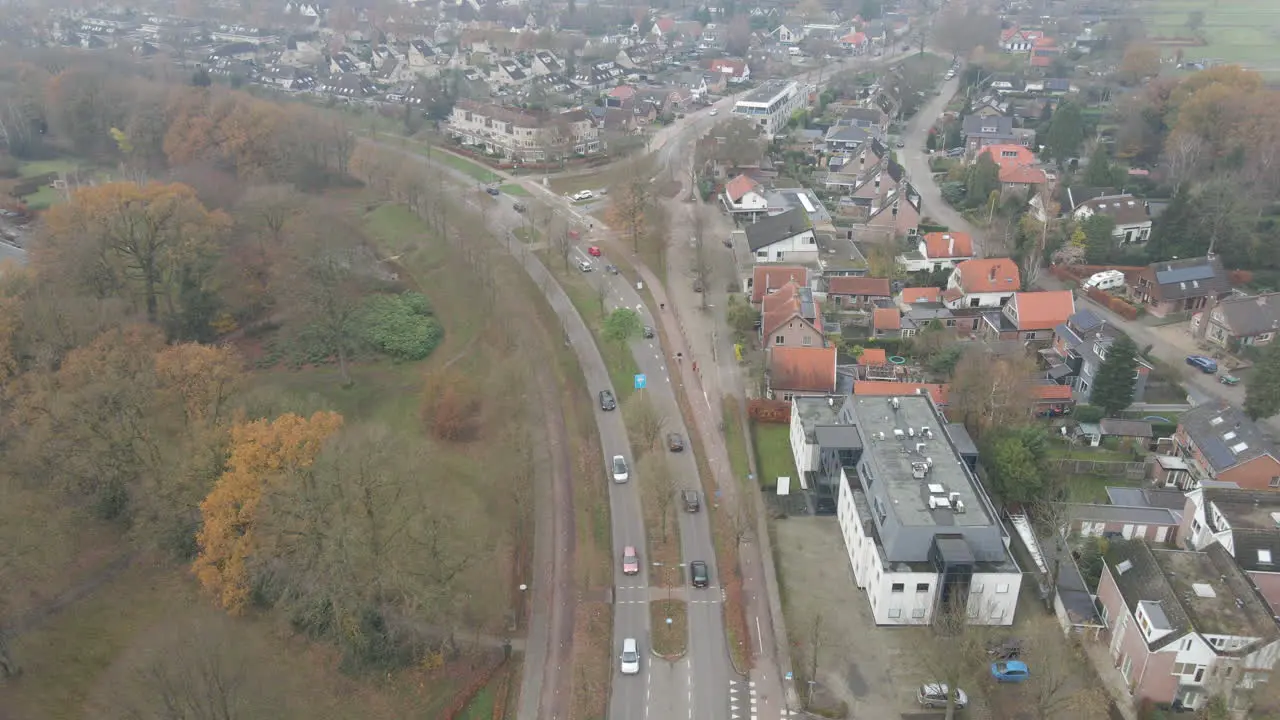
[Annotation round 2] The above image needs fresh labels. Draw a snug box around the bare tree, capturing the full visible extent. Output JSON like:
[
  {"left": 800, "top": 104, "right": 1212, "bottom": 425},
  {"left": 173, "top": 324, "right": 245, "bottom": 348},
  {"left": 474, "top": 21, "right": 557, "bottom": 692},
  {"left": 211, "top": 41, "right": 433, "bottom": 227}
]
[
  {"left": 1163, "top": 131, "right": 1206, "bottom": 193},
  {"left": 727, "top": 495, "right": 756, "bottom": 550},
  {"left": 1015, "top": 620, "right": 1109, "bottom": 720},
  {"left": 913, "top": 597, "right": 991, "bottom": 720},
  {"left": 608, "top": 165, "right": 653, "bottom": 254},
  {"left": 238, "top": 183, "right": 300, "bottom": 248},
  {"left": 650, "top": 458, "right": 679, "bottom": 544},
  {"left": 689, "top": 205, "right": 713, "bottom": 309},
  {"left": 624, "top": 393, "right": 667, "bottom": 455},
  {"left": 804, "top": 613, "right": 826, "bottom": 709},
  {"left": 551, "top": 216, "right": 574, "bottom": 271}
]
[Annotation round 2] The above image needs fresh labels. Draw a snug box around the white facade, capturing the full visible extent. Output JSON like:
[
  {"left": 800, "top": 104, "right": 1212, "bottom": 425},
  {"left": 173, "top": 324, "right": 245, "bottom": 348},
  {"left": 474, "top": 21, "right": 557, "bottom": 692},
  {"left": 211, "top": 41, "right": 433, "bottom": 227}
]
[
  {"left": 837, "top": 469, "right": 1021, "bottom": 625},
  {"left": 723, "top": 189, "right": 769, "bottom": 214},
  {"left": 898, "top": 239, "right": 974, "bottom": 273},
  {"left": 753, "top": 229, "right": 818, "bottom": 263},
  {"left": 789, "top": 403, "right": 818, "bottom": 475},
  {"left": 733, "top": 80, "right": 806, "bottom": 138},
  {"left": 944, "top": 268, "right": 1014, "bottom": 309},
  {"left": 1073, "top": 204, "right": 1153, "bottom": 245}
]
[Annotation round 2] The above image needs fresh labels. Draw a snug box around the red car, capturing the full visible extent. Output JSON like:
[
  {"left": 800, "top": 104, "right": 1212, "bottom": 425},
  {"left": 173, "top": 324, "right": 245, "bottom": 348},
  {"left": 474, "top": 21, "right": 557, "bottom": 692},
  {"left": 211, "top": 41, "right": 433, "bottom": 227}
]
[
  {"left": 588, "top": 245, "right": 602, "bottom": 257},
  {"left": 622, "top": 546, "right": 639, "bottom": 575}
]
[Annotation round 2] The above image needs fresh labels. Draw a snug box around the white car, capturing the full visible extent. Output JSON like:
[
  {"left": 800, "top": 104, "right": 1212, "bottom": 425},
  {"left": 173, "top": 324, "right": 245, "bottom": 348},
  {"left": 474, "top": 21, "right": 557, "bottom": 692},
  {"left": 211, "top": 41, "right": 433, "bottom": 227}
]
[
  {"left": 611, "top": 455, "right": 629, "bottom": 483},
  {"left": 620, "top": 638, "right": 640, "bottom": 675},
  {"left": 709, "top": 109, "right": 718, "bottom": 116},
  {"left": 571, "top": 190, "right": 594, "bottom": 201}
]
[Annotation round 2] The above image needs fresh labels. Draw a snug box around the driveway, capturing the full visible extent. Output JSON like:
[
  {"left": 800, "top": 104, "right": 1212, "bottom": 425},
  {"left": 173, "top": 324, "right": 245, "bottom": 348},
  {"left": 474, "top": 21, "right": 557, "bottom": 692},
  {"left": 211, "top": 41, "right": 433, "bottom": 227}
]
[{"left": 899, "top": 74, "right": 984, "bottom": 253}]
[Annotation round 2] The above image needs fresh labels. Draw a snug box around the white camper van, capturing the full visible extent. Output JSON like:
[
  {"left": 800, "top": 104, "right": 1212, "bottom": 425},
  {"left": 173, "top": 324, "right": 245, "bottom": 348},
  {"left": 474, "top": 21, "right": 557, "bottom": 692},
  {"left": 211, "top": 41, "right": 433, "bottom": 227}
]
[{"left": 1082, "top": 269, "right": 1125, "bottom": 291}]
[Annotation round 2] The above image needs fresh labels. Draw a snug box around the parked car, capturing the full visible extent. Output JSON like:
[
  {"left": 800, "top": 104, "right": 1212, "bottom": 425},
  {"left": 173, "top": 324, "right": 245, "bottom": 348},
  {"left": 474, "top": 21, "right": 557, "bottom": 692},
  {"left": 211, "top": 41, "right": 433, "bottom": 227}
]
[
  {"left": 1186, "top": 355, "right": 1219, "bottom": 374},
  {"left": 622, "top": 545, "right": 639, "bottom": 575},
  {"left": 578, "top": 260, "right": 593, "bottom": 272},
  {"left": 513, "top": 202, "right": 526, "bottom": 212},
  {"left": 690, "top": 560, "right": 709, "bottom": 588},
  {"left": 642, "top": 325, "right": 655, "bottom": 339},
  {"left": 709, "top": 109, "right": 718, "bottom": 116},
  {"left": 917, "top": 684, "right": 968, "bottom": 709},
  {"left": 683, "top": 489, "right": 700, "bottom": 512},
  {"left": 611, "top": 455, "right": 630, "bottom": 483},
  {"left": 620, "top": 637, "right": 640, "bottom": 674},
  {"left": 668, "top": 432, "right": 684, "bottom": 452},
  {"left": 945, "top": 147, "right": 965, "bottom": 157},
  {"left": 572, "top": 190, "right": 595, "bottom": 201},
  {"left": 991, "top": 660, "right": 1031, "bottom": 683},
  {"left": 605, "top": 264, "right": 619, "bottom": 275},
  {"left": 588, "top": 245, "right": 602, "bottom": 257},
  {"left": 599, "top": 390, "right": 617, "bottom": 411},
  {"left": 895, "top": 139, "right": 905, "bottom": 148},
  {"left": 485, "top": 186, "right": 500, "bottom": 196}
]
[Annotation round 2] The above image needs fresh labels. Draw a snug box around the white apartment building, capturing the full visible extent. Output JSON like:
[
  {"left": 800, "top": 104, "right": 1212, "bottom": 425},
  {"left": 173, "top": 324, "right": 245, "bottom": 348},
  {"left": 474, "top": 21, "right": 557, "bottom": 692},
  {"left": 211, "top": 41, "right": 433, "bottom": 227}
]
[
  {"left": 834, "top": 394, "right": 1022, "bottom": 626},
  {"left": 446, "top": 100, "right": 601, "bottom": 162},
  {"left": 732, "top": 79, "right": 807, "bottom": 138}
]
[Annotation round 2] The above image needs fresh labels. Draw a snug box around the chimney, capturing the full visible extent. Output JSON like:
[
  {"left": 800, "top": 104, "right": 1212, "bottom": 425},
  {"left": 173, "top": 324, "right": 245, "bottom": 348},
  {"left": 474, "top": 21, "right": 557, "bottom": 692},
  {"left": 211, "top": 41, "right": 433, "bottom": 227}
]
[
  {"left": 947, "top": 234, "right": 955, "bottom": 255},
  {"left": 989, "top": 265, "right": 998, "bottom": 282}
]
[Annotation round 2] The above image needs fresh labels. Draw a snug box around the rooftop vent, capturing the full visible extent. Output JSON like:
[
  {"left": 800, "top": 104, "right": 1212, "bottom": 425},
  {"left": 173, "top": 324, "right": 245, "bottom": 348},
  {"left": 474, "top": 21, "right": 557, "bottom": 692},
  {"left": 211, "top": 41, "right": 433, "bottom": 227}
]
[
  {"left": 915, "top": 442, "right": 926, "bottom": 454},
  {"left": 912, "top": 462, "right": 928, "bottom": 479},
  {"left": 928, "top": 495, "right": 951, "bottom": 510},
  {"left": 1223, "top": 431, "right": 1237, "bottom": 441},
  {"left": 1127, "top": 200, "right": 1136, "bottom": 207},
  {"left": 1232, "top": 442, "right": 1249, "bottom": 454},
  {"left": 953, "top": 499, "right": 966, "bottom": 513},
  {"left": 950, "top": 492, "right": 960, "bottom": 505},
  {"left": 1192, "top": 583, "right": 1217, "bottom": 599},
  {"left": 876, "top": 431, "right": 887, "bottom": 441},
  {"left": 892, "top": 397, "right": 901, "bottom": 410},
  {"left": 928, "top": 483, "right": 945, "bottom": 494},
  {"left": 908, "top": 427, "right": 916, "bottom": 438}
]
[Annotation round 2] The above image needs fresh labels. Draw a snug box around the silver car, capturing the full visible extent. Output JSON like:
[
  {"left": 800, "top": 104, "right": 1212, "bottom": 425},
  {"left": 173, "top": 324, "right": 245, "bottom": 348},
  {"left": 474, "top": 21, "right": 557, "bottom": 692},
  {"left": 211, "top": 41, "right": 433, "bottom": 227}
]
[
  {"left": 917, "top": 683, "right": 968, "bottom": 709},
  {"left": 611, "top": 455, "right": 629, "bottom": 483},
  {"left": 620, "top": 637, "right": 640, "bottom": 674}
]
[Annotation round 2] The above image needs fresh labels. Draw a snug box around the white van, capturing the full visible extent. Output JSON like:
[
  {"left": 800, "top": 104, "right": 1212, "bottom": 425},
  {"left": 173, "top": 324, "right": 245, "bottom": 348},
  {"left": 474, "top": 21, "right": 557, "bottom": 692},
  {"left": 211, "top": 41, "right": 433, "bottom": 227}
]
[{"left": 1082, "top": 269, "right": 1125, "bottom": 291}]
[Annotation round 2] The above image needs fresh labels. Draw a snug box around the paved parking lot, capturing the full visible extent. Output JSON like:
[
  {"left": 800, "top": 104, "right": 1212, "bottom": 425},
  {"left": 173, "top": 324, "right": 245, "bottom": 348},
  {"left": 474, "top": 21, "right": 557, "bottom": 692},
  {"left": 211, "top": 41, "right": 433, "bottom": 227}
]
[{"left": 773, "top": 517, "right": 940, "bottom": 718}]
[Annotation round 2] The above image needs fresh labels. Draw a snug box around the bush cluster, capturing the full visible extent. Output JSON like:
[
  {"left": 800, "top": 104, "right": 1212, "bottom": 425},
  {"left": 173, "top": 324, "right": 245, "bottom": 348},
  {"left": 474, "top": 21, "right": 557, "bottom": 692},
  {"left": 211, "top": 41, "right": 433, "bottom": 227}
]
[{"left": 357, "top": 291, "right": 443, "bottom": 361}]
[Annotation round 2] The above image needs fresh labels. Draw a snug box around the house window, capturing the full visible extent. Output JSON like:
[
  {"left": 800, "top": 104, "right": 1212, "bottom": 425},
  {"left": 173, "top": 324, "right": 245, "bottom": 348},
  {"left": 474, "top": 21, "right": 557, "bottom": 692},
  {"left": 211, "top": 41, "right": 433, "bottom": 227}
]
[
  {"left": 887, "top": 608, "right": 902, "bottom": 618},
  {"left": 775, "top": 336, "right": 784, "bottom": 345},
  {"left": 996, "top": 583, "right": 1010, "bottom": 594},
  {"left": 916, "top": 583, "right": 930, "bottom": 593},
  {"left": 802, "top": 336, "right": 812, "bottom": 347},
  {"left": 1271, "top": 477, "right": 1280, "bottom": 488},
  {"left": 911, "top": 608, "right": 926, "bottom": 619},
  {"left": 891, "top": 583, "right": 905, "bottom": 593},
  {"left": 970, "top": 298, "right": 981, "bottom": 308},
  {"left": 1211, "top": 637, "right": 1226, "bottom": 649}
]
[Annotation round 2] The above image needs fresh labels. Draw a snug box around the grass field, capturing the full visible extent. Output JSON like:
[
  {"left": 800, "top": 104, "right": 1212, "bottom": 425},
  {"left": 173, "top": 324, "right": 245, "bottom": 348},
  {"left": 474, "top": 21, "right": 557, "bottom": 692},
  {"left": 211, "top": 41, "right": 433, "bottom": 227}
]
[
  {"left": 499, "top": 183, "right": 531, "bottom": 196},
  {"left": 434, "top": 150, "right": 503, "bottom": 184},
  {"left": 751, "top": 422, "right": 797, "bottom": 491},
  {"left": 20, "top": 158, "right": 85, "bottom": 177},
  {"left": 1134, "top": 0, "right": 1280, "bottom": 70}
]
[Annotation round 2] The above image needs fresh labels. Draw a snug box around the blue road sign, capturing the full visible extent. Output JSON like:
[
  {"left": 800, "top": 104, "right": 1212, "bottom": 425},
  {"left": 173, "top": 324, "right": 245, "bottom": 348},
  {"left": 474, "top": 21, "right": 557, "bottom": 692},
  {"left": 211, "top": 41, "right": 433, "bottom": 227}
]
[
  {"left": 634, "top": 374, "right": 647, "bottom": 389},
  {"left": 785, "top": 671, "right": 794, "bottom": 681}
]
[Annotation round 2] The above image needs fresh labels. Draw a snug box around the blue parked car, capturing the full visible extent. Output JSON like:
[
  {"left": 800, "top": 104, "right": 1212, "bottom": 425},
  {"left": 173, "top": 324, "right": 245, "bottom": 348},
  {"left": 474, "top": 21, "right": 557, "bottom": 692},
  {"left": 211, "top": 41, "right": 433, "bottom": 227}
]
[
  {"left": 1186, "top": 355, "right": 1219, "bottom": 374},
  {"left": 991, "top": 660, "right": 1031, "bottom": 683}
]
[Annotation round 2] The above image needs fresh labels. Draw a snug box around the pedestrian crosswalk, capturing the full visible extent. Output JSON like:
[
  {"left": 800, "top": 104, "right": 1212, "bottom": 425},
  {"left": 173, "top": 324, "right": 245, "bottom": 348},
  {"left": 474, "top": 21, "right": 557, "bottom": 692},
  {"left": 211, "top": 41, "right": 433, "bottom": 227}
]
[
  {"left": 727, "top": 680, "right": 798, "bottom": 720},
  {"left": 615, "top": 586, "right": 647, "bottom": 605}
]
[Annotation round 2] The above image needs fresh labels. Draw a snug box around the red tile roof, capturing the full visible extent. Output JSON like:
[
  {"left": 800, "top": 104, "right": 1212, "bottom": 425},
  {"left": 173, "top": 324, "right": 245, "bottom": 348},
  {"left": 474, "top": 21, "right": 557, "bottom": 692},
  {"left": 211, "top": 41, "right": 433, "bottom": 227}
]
[
  {"left": 762, "top": 280, "right": 819, "bottom": 338},
  {"left": 1011, "top": 291, "right": 1075, "bottom": 330},
  {"left": 828, "top": 276, "right": 891, "bottom": 297},
  {"left": 955, "top": 258, "right": 1021, "bottom": 294},
  {"left": 978, "top": 145, "right": 1047, "bottom": 186},
  {"left": 853, "top": 381, "right": 950, "bottom": 406},
  {"left": 770, "top": 346, "right": 837, "bottom": 393},
  {"left": 725, "top": 174, "right": 761, "bottom": 203},
  {"left": 873, "top": 307, "right": 901, "bottom": 330},
  {"left": 840, "top": 31, "right": 867, "bottom": 45},
  {"left": 709, "top": 58, "right": 747, "bottom": 78},
  {"left": 901, "top": 287, "right": 942, "bottom": 304},
  {"left": 922, "top": 231, "right": 974, "bottom": 259},
  {"left": 1034, "top": 385, "right": 1074, "bottom": 401},
  {"left": 751, "top": 266, "right": 807, "bottom": 304},
  {"left": 858, "top": 348, "right": 888, "bottom": 365}
]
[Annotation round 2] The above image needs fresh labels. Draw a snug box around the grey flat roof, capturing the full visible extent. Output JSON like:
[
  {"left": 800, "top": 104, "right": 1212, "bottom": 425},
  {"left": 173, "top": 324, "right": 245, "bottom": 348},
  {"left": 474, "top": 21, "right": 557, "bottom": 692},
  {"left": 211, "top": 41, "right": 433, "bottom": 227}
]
[
  {"left": 1065, "top": 503, "right": 1178, "bottom": 525},
  {"left": 853, "top": 395, "right": 993, "bottom": 528},
  {"left": 794, "top": 396, "right": 844, "bottom": 441},
  {"left": 740, "top": 78, "right": 796, "bottom": 104},
  {"left": 815, "top": 425, "right": 861, "bottom": 449}
]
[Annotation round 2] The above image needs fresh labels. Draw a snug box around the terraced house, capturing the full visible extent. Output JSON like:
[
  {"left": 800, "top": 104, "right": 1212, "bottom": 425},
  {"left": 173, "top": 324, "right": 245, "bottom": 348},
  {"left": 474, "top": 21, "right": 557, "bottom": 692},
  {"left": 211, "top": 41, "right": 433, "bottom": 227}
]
[{"left": 447, "top": 100, "right": 601, "bottom": 162}]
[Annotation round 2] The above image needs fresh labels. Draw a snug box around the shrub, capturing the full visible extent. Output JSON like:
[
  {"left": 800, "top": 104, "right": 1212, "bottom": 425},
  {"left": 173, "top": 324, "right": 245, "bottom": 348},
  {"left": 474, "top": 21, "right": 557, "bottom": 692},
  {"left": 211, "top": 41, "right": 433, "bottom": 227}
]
[
  {"left": 1074, "top": 405, "right": 1105, "bottom": 423},
  {"left": 747, "top": 399, "right": 791, "bottom": 423},
  {"left": 357, "top": 291, "right": 443, "bottom": 361},
  {"left": 9, "top": 171, "right": 55, "bottom": 197}
]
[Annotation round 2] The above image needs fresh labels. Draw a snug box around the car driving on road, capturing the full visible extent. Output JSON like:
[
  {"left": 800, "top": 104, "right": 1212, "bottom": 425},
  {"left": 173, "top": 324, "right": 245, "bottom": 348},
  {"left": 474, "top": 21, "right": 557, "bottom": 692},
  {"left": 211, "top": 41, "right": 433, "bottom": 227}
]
[
  {"left": 683, "top": 490, "right": 700, "bottom": 512},
  {"left": 642, "top": 325, "right": 655, "bottom": 339},
  {"left": 620, "top": 638, "right": 640, "bottom": 674},
  {"left": 667, "top": 432, "right": 684, "bottom": 452},
  {"left": 690, "top": 560, "right": 709, "bottom": 588},
  {"left": 572, "top": 190, "right": 594, "bottom": 201},
  {"left": 611, "top": 455, "right": 629, "bottom": 483},
  {"left": 578, "top": 260, "right": 593, "bottom": 272},
  {"left": 622, "top": 545, "right": 639, "bottom": 575},
  {"left": 599, "top": 390, "right": 616, "bottom": 411}
]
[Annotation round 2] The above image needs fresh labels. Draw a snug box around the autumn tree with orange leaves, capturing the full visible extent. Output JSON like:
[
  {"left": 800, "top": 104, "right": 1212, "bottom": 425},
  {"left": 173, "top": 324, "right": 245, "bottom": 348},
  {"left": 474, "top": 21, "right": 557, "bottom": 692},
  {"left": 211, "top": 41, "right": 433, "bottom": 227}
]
[
  {"left": 37, "top": 181, "right": 230, "bottom": 339},
  {"left": 193, "top": 411, "right": 344, "bottom": 613}
]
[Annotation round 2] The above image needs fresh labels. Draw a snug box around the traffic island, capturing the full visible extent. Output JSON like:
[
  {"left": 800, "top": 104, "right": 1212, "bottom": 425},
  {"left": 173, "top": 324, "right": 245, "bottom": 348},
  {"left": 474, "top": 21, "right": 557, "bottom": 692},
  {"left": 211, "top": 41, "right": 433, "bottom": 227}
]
[{"left": 650, "top": 599, "right": 688, "bottom": 659}]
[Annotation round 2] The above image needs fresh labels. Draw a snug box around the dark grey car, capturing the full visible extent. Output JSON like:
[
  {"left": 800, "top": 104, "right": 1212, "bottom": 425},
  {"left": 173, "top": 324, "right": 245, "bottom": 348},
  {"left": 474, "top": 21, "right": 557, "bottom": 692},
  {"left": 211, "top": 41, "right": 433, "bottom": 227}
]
[
  {"left": 683, "top": 490, "right": 700, "bottom": 512},
  {"left": 690, "top": 560, "right": 709, "bottom": 588},
  {"left": 599, "top": 390, "right": 616, "bottom": 411}
]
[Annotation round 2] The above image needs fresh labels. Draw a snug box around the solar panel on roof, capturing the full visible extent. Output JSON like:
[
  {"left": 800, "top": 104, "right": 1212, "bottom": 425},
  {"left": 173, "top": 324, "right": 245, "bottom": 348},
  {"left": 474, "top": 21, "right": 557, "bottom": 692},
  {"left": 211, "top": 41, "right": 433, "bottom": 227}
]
[{"left": 1155, "top": 265, "right": 1215, "bottom": 285}]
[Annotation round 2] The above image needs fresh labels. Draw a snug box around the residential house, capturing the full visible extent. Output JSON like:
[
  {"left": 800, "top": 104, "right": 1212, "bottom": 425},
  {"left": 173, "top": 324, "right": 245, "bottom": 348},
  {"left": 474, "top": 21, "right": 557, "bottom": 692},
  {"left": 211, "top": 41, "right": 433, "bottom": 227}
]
[
  {"left": 616, "top": 42, "right": 665, "bottom": 70},
  {"left": 1029, "top": 38, "right": 1062, "bottom": 69},
  {"left": 826, "top": 276, "right": 891, "bottom": 309},
  {"left": 732, "top": 79, "right": 806, "bottom": 138},
  {"left": 1073, "top": 194, "right": 1153, "bottom": 245},
  {"left": 1193, "top": 292, "right": 1280, "bottom": 349},
  {"left": 835, "top": 393, "right": 1021, "bottom": 625},
  {"left": 836, "top": 141, "right": 894, "bottom": 202},
  {"left": 773, "top": 24, "right": 802, "bottom": 44},
  {"left": 768, "top": 345, "right": 837, "bottom": 400},
  {"left": 977, "top": 144, "right": 1047, "bottom": 195},
  {"left": 826, "top": 124, "right": 872, "bottom": 152},
  {"left": 322, "top": 73, "right": 378, "bottom": 98},
  {"left": 833, "top": 106, "right": 889, "bottom": 136},
  {"left": 531, "top": 50, "right": 563, "bottom": 76},
  {"left": 749, "top": 265, "right": 809, "bottom": 304},
  {"left": 1179, "top": 488, "right": 1280, "bottom": 614},
  {"left": 406, "top": 40, "right": 440, "bottom": 73},
  {"left": 492, "top": 59, "right": 531, "bottom": 86},
  {"left": 789, "top": 395, "right": 852, "bottom": 481},
  {"left": 961, "top": 115, "right": 1035, "bottom": 157},
  {"left": 745, "top": 208, "right": 817, "bottom": 263},
  {"left": 982, "top": 291, "right": 1075, "bottom": 342},
  {"left": 329, "top": 51, "right": 363, "bottom": 75},
  {"left": 1000, "top": 26, "right": 1044, "bottom": 52},
  {"left": 649, "top": 16, "right": 677, "bottom": 42},
  {"left": 1044, "top": 78, "right": 1076, "bottom": 95},
  {"left": 1067, "top": 502, "right": 1180, "bottom": 544},
  {"left": 839, "top": 30, "right": 869, "bottom": 54},
  {"left": 1169, "top": 401, "right": 1280, "bottom": 491},
  {"left": 898, "top": 231, "right": 975, "bottom": 273},
  {"left": 1043, "top": 309, "right": 1153, "bottom": 405},
  {"left": 943, "top": 257, "right": 1021, "bottom": 309},
  {"left": 709, "top": 57, "right": 750, "bottom": 84},
  {"left": 970, "top": 100, "right": 1007, "bottom": 118},
  {"left": 259, "top": 64, "right": 316, "bottom": 91},
  {"left": 1096, "top": 539, "right": 1280, "bottom": 712},
  {"left": 901, "top": 287, "right": 943, "bottom": 304},
  {"left": 573, "top": 60, "right": 625, "bottom": 92},
  {"left": 677, "top": 71, "right": 709, "bottom": 100},
  {"left": 447, "top": 100, "right": 600, "bottom": 162},
  {"left": 872, "top": 307, "right": 905, "bottom": 338},
  {"left": 761, "top": 280, "right": 824, "bottom": 349},
  {"left": 1130, "top": 256, "right": 1232, "bottom": 318},
  {"left": 722, "top": 174, "right": 770, "bottom": 217},
  {"left": 864, "top": 180, "right": 921, "bottom": 241},
  {"left": 988, "top": 75, "right": 1017, "bottom": 93}
]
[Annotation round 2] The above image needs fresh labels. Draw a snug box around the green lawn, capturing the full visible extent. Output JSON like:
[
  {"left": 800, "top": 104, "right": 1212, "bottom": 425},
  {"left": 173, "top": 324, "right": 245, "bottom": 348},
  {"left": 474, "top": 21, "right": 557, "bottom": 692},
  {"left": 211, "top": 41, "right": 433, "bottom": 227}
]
[
  {"left": 1064, "top": 473, "right": 1141, "bottom": 504},
  {"left": 722, "top": 398, "right": 752, "bottom": 486},
  {"left": 21, "top": 184, "right": 62, "bottom": 210},
  {"left": 435, "top": 151, "right": 502, "bottom": 184},
  {"left": 460, "top": 685, "right": 495, "bottom": 720},
  {"left": 499, "top": 184, "right": 530, "bottom": 196},
  {"left": 1135, "top": 0, "right": 1280, "bottom": 71},
  {"left": 751, "top": 422, "right": 797, "bottom": 491},
  {"left": 20, "top": 158, "right": 83, "bottom": 177}
]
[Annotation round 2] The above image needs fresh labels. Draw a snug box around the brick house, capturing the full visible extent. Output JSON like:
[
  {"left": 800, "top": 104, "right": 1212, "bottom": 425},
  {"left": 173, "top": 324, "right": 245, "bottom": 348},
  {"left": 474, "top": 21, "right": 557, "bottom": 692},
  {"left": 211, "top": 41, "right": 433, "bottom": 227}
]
[
  {"left": 1096, "top": 539, "right": 1280, "bottom": 713},
  {"left": 977, "top": 144, "right": 1047, "bottom": 195},
  {"left": 980, "top": 290, "right": 1075, "bottom": 342},
  {"left": 1179, "top": 488, "right": 1280, "bottom": 615},
  {"left": 1042, "top": 309, "right": 1153, "bottom": 405},
  {"left": 1191, "top": 292, "right": 1280, "bottom": 350},
  {"left": 1169, "top": 401, "right": 1280, "bottom": 491},
  {"left": 768, "top": 345, "right": 837, "bottom": 400},
  {"left": 761, "top": 280, "right": 824, "bottom": 349},
  {"left": 826, "top": 276, "right": 891, "bottom": 308},
  {"left": 748, "top": 265, "right": 808, "bottom": 305},
  {"left": 943, "top": 257, "right": 1021, "bottom": 309},
  {"left": 1130, "top": 256, "right": 1232, "bottom": 318},
  {"left": 898, "top": 231, "right": 975, "bottom": 273}
]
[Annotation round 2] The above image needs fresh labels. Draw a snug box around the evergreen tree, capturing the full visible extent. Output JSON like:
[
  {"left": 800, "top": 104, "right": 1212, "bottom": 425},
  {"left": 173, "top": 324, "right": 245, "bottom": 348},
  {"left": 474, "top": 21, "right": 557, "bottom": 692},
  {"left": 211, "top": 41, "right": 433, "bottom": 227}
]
[
  {"left": 1245, "top": 342, "right": 1280, "bottom": 420},
  {"left": 965, "top": 153, "right": 1000, "bottom": 206},
  {"left": 1045, "top": 101, "right": 1085, "bottom": 165},
  {"left": 1083, "top": 144, "right": 1115, "bottom": 187},
  {"left": 1082, "top": 214, "right": 1117, "bottom": 264},
  {"left": 1146, "top": 185, "right": 1204, "bottom": 260},
  {"left": 1091, "top": 334, "right": 1139, "bottom": 416}
]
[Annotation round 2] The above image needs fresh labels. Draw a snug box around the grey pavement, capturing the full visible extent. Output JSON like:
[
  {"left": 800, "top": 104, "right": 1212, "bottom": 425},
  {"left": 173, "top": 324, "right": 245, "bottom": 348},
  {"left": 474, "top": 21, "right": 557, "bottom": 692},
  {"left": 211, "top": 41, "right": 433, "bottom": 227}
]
[{"left": 898, "top": 73, "right": 985, "bottom": 253}]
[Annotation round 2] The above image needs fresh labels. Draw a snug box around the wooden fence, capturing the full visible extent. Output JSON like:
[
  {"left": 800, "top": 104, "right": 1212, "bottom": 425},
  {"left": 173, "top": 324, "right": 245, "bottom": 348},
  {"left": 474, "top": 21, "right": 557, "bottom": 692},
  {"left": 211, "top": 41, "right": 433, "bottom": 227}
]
[{"left": 1050, "top": 458, "right": 1149, "bottom": 481}]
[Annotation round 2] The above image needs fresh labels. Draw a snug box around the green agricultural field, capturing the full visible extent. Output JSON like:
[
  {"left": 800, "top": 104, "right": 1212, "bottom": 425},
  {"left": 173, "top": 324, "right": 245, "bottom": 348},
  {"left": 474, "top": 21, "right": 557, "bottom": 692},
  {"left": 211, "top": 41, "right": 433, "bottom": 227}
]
[{"left": 1133, "top": 0, "right": 1280, "bottom": 71}]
